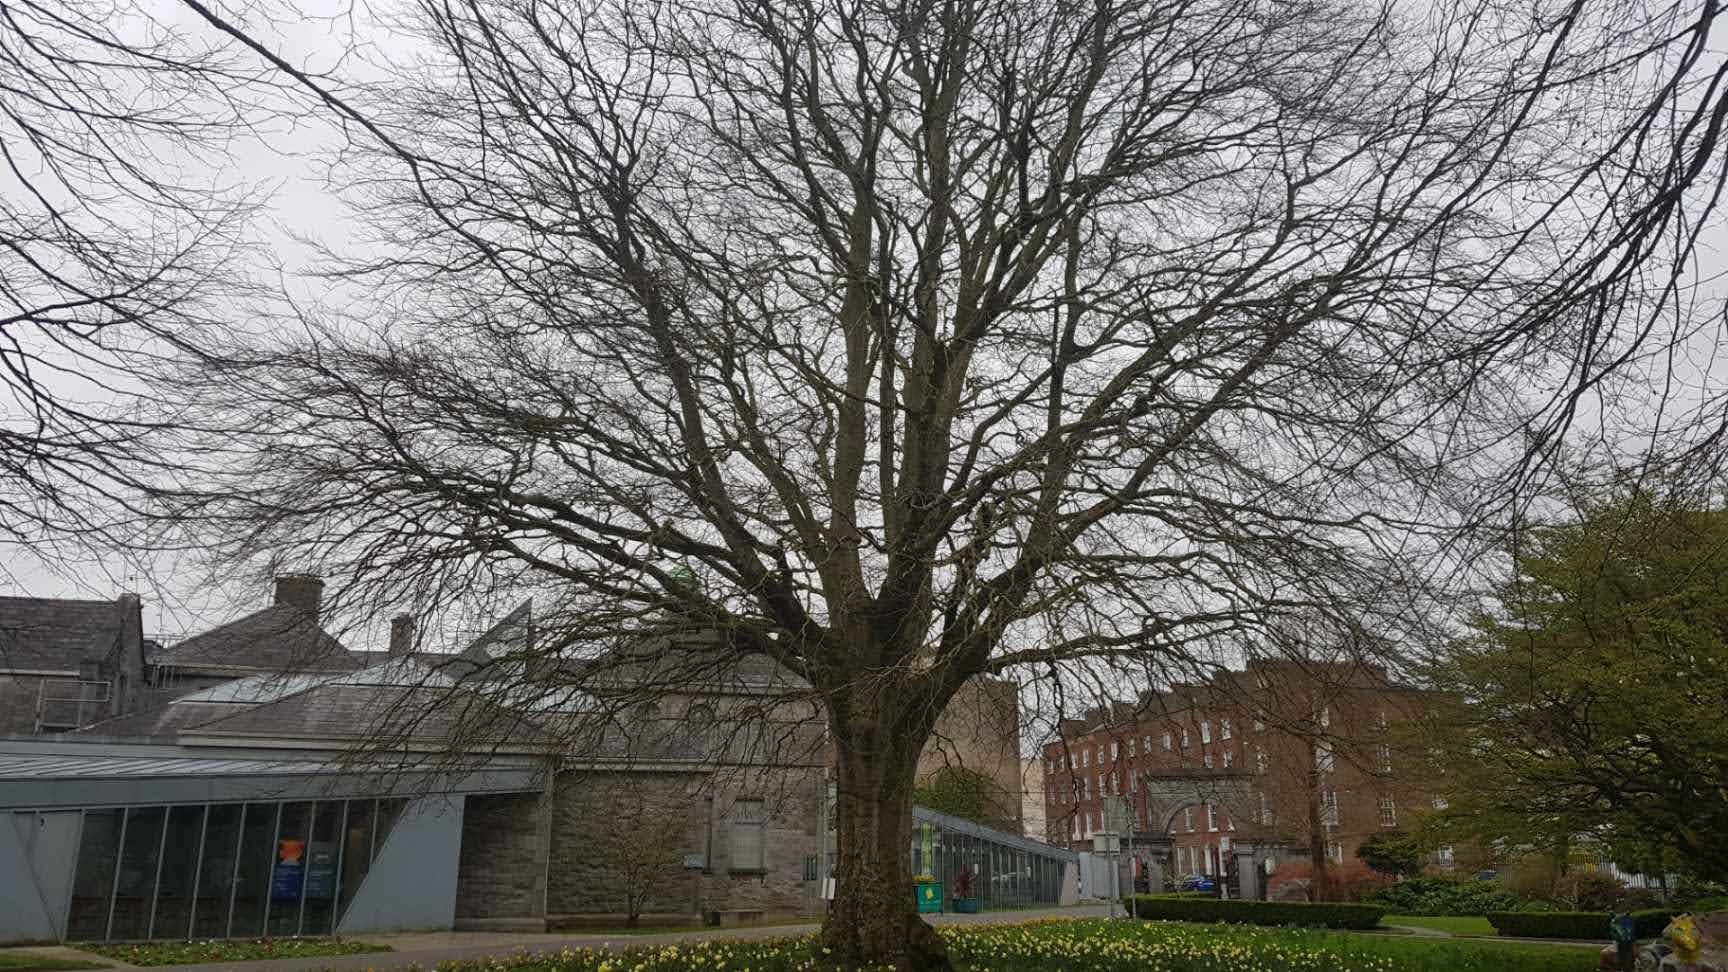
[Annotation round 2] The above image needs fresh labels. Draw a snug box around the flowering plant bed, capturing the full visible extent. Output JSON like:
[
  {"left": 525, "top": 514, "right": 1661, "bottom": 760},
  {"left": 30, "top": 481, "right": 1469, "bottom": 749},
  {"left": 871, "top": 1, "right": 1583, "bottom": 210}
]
[
  {"left": 427, "top": 918, "right": 1598, "bottom": 972},
  {"left": 82, "top": 937, "right": 390, "bottom": 966}
]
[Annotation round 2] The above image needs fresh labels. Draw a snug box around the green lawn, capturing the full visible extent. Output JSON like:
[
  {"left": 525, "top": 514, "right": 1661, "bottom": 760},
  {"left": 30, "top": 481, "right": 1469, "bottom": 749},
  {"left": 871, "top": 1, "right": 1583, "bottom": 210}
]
[
  {"left": 81, "top": 938, "right": 389, "bottom": 967},
  {"left": 1385, "top": 915, "right": 1500, "bottom": 936},
  {"left": 0, "top": 954, "right": 104, "bottom": 972},
  {"left": 426, "top": 918, "right": 1598, "bottom": 972}
]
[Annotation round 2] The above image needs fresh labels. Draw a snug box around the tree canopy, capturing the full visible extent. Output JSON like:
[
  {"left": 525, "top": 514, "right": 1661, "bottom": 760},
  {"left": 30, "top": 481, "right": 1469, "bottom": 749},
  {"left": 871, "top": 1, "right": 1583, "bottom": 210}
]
[
  {"left": 1423, "top": 487, "right": 1728, "bottom": 881},
  {"left": 157, "top": 0, "right": 1728, "bottom": 966}
]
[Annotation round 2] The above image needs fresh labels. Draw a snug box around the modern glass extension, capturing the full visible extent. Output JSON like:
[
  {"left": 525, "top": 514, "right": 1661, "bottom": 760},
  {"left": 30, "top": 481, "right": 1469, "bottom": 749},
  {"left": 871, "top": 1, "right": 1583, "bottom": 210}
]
[
  {"left": 908, "top": 806, "right": 1074, "bottom": 909},
  {"left": 62, "top": 798, "right": 405, "bottom": 942}
]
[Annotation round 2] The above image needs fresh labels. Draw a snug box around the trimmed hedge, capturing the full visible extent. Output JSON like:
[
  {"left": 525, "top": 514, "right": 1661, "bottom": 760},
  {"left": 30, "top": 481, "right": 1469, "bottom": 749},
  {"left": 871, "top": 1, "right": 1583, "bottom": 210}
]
[
  {"left": 1485, "top": 909, "right": 1676, "bottom": 940},
  {"left": 1121, "top": 894, "right": 1387, "bottom": 929},
  {"left": 1366, "top": 876, "right": 1522, "bottom": 916}
]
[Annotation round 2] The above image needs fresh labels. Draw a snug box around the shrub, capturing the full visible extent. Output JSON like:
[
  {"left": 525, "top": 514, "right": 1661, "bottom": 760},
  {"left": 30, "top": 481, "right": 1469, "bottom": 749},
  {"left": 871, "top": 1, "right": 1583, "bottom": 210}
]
[
  {"left": 1264, "top": 859, "right": 1392, "bottom": 902},
  {"left": 1122, "top": 894, "right": 1387, "bottom": 929},
  {"left": 1485, "top": 909, "right": 1676, "bottom": 940},
  {"left": 1553, "top": 871, "right": 1629, "bottom": 911},
  {"left": 1367, "top": 875, "right": 1522, "bottom": 916},
  {"left": 1674, "top": 878, "right": 1728, "bottom": 908}
]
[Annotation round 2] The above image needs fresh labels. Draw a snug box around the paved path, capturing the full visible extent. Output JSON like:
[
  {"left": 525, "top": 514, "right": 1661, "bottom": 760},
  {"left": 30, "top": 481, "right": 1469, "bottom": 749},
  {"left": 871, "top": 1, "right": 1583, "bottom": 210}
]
[{"left": 35, "top": 905, "right": 1114, "bottom": 972}]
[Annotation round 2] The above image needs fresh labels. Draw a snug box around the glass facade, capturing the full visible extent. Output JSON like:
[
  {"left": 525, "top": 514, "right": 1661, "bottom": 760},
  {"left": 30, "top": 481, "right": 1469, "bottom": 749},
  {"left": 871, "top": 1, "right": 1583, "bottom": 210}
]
[
  {"left": 908, "top": 810, "right": 1071, "bottom": 910},
  {"left": 59, "top": 799, "right": 406, "bottom": 942}
]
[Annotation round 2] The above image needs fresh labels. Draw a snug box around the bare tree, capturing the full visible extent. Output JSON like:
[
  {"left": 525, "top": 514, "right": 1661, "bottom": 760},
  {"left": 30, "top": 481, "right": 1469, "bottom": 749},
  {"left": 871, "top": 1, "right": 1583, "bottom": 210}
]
[
  {"left": 168, "top": 0, "right": 1728, "bottom": 965},
  {"left": 0, "top": 0, "right": 265, "bottom": 559}
]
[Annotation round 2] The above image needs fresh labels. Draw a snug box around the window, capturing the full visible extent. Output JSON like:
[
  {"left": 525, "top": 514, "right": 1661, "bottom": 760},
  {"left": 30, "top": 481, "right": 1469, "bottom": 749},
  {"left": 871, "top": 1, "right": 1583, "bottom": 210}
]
[
  {"left": 1082, "top": 750, "right": 1090, "bottom": 768},
  {"left": 1223, "top": 750, "right": 1235, "bottom": 769},
  {"left": 1379, "top": 795, "right": 1397, "bottom": 828},
  {"left": 1377, "top": 744, "right": 1393, "bottom": 774},
  {"left": 1201, "top": 720, "right": 1212, "bottom": 744},
  {"left": 1432, "top": 796, "right": 1449, "bottom": 810},
  {"left": 1319, "top": 706, "right": 1331, "bottom": 728},
  {"left": 1184, "top": 807, "right": 1195, "bottom": 832},
  {"left": 1315, "top": 740, "right": 1335, "bottom": 773},
  {"left": 1069, "top": 753, "right": 1076, "bottom": 769},
  {"left": 1253, "top": 719, "right": 1265, "bottom": 732},
  {"left": 1259, "top": 792, "right": 1274, "bottom": 826},
  {"left": 1145, "top": 735, "right": 1153, "bottom": 753},
  {"left": 1180, "top": 728, "right": 1190, "bottom": 748},
  {"left": 1128, "top": 739, "right": 1137, "bottom": 758},
  {"left": 730, "top": 799, "right": 767, "bottom": 871},
  {"left": 1096, "top": 748, "right": 1104, "bottom": 766},
  {"left": 1437, "top": 845, "right": 1455, "bottom": 868},
  {"left": 1221, "top": 719, "right": 1233, "bottom": 740},
  {"left": 67, "top": 809, "right": 123, "bottom": 940},
  {"left": 1162, "top": 732, "right": 1173, "bottom": 751},
  {"left": 1206, "top": 805, "right": 1218, "bottom": 832},
  {"left": 1255, "top": 748, "right": 1268, "bottom": 775},
  {"left": 1110, "top": 741, "right": 1118, "bottom": 761},
  {"left": 1203, "top": 752, "right": 1214, "bottom": 769},
  {"left": 1328, "top": 841, "right": 1343, "bottom": 864},
  {"left": 1083, "top": 778, "right": 1090, "bottom": 800}
]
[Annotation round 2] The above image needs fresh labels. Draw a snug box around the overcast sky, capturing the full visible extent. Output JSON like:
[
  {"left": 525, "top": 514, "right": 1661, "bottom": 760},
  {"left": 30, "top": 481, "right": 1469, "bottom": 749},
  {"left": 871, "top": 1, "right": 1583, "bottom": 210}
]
[{"left": 5, "top": 0, "right": 1727, "bottom": 656}]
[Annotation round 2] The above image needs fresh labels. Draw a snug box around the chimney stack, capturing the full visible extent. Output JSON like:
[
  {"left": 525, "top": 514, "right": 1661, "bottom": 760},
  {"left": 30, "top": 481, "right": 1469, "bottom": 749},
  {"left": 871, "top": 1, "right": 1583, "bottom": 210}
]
[
  {"left": 388, "top": 614, "right": 416, "bottom": 657},
  {"left": 273, "top": 574, "right": 324, "bottom": 620}
]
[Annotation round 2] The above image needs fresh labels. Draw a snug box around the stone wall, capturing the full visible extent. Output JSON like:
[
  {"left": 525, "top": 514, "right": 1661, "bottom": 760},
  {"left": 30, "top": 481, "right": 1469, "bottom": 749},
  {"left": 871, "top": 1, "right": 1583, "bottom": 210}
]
[
  {"left": 547, "top": 766, "right": 822, "bottom": 919},
  {"left": 920, "top": 677, "right": 1024, "bottom": 833},
  {"left": 455, "top": 792, "right": 547, "bottom": 919}
]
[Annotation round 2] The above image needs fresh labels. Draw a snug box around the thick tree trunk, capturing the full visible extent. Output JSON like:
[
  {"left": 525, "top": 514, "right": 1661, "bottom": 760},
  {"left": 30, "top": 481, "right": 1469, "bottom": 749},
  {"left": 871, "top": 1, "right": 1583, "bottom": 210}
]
[{"left": 821, "top": 707, "right": 950, "bottom": 972}]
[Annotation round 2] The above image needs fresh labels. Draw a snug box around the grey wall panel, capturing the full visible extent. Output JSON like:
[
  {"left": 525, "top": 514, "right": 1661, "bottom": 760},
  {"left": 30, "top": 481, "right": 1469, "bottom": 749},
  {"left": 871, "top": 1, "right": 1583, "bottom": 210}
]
[
  {"left": 336, "top": 796, "right": 464, "bottom": 935},
  {"left": 1, "top": 811, "right": 78, "bottom": 943}
]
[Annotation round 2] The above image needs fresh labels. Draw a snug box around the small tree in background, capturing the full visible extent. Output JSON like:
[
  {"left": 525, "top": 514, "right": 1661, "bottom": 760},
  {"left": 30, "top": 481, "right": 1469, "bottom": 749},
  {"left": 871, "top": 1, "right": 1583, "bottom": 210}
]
[
  {"left": 1357, "top": 831, "right": 1425, "bottom": 880},
  {"left": 913, "top": 768, "right": 1003, "bottom": 828},
  {"left": 1423, "top": 484, "right": 1728, "bottom": 882}
]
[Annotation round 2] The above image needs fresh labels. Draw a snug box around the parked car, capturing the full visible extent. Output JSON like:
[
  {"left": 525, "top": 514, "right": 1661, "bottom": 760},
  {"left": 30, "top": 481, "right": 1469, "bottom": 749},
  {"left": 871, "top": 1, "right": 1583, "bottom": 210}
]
[{"left": 1177, "top": 873, "right": 1216, "bottom": 893}]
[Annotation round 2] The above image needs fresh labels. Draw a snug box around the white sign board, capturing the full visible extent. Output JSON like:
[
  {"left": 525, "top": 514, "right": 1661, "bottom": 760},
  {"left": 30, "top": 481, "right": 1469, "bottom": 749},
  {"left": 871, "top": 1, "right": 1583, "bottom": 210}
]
[{"left": 1092, "top": 831, "right": 1121, "bottom": 854}]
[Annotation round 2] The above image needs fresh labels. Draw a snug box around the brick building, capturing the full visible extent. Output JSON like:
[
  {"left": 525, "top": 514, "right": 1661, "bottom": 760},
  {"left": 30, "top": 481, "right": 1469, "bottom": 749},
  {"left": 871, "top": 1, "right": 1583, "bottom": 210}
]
[{"left": 1038, "top": 659, "right": 1436, "bottom": 890}]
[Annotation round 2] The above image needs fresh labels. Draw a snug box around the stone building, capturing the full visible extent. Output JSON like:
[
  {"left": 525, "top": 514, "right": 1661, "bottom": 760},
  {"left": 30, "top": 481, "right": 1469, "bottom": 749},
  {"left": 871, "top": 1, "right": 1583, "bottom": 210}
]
[
  {"left": 2, "top": 588, "right": 1064, "bottom": 942},
  {"left": 0, "top": 594, "right": 147, "bottom": 735},
  {"left": 918, "top": 676, "right": 1024, "bottom": 834},
  {"left": 1038, "top": 659, "right": 1437, "bottom": 891}
]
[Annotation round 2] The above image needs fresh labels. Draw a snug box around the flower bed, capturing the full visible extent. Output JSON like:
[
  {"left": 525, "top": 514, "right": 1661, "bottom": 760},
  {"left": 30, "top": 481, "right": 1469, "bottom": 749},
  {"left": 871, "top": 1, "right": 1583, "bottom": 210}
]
[
  {"left": 82, "top": 937, "right": 390, "bottom": 966},
  {"left": 1120, "top": 894, "right": 1388, "bottom": 929},
  {"left": 429, "top": 919, "right": 1597, "bottom": 972}
]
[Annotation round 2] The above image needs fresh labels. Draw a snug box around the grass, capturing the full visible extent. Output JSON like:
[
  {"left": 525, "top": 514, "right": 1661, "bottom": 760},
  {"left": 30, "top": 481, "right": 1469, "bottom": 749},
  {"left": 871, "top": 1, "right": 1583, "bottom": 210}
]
[
  {"left": 80, "top": 938, "right": 390, "bottom": 967},
  {"left": 426, "top": 918, "right": 1600, "bottom": 972},
  {"left": 0, "top": 954, "right": 104, "bottom": 972},
  {"left": 1385, "top": 914, "right": 1500, "bottom": 936}
]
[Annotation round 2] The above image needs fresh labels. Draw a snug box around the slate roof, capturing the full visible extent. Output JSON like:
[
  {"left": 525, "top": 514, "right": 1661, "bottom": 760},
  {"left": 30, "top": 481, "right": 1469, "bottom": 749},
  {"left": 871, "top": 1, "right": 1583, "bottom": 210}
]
[
  {"left": 151, "top": 604, "right": 363, "bottom": 674},
  {"left": 180, "top": 682, "right": 554, "bottom": 747},
  {"left": 69, "top": 701, "right": 249, "bottom": 743},
  {"left": 0, "top": 596, "right": 129, "bottom": 672}
]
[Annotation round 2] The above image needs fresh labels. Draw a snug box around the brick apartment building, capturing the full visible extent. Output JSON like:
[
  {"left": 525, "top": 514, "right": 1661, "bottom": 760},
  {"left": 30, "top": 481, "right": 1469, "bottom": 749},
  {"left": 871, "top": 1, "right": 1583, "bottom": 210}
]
[{"left": 1039, "top": 659, "right": 1438, "bottom": 888}]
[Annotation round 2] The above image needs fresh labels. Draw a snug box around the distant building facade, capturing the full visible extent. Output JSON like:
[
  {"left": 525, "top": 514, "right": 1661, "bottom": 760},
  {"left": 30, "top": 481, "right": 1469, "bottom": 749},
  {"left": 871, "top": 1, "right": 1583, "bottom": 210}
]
[{"left": 1038, "top": 660, "right": 1436, "bottom": 887}]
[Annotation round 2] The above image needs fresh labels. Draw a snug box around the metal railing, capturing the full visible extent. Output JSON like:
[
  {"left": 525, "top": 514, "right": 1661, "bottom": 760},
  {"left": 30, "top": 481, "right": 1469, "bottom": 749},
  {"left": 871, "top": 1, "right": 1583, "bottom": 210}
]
[{"left": 35, "top": 678, "right": 111, "bottom": 733}]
